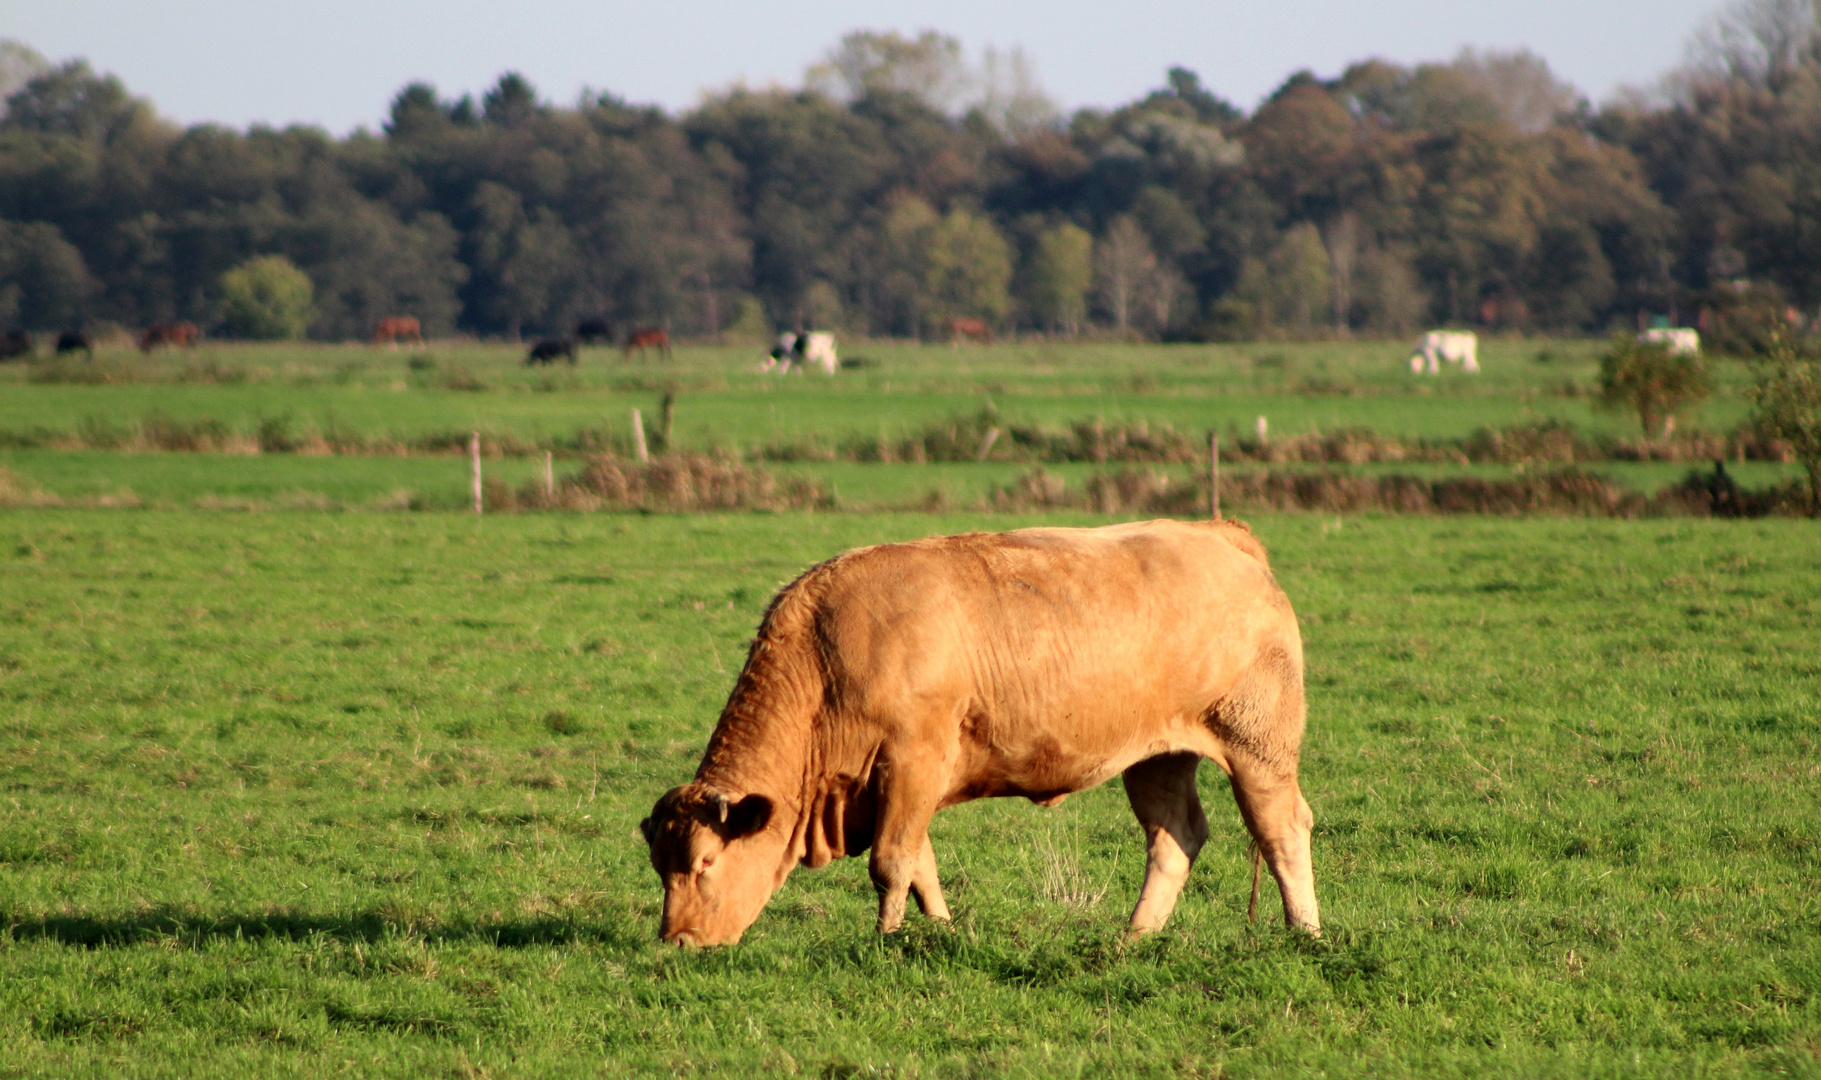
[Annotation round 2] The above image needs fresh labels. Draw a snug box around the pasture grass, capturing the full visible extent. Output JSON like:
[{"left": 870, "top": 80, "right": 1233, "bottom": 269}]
[
  {"left": 0, "top": 338, "right": 1764, "bottom": 450},
  {"left": 0, "top": 508, "right": 1815, "bottom": 1076},
  {"left": 0, "top": 339, "right": 1798, "bottom": 513},
  {"left": 0, "top": 448, "right": 1804, "bottom": 513}
]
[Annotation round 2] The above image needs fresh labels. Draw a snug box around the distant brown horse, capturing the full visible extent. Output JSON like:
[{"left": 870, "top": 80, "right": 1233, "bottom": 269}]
[
  {"left": 625, "top": 326, "right": 671, "bottom": 360},
  {"left": 139, "top": 321, "right": 199, "bottom": 352},
  {"left": 372, "top": 316, "right": 423, "bottom": 348},
  {"left": 948, "top": 317, "right": 993, "bottom": 345}
]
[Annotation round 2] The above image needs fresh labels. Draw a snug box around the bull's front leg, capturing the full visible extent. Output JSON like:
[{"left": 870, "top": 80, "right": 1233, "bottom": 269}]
[
  {"left": 868, "top": 760, "right": 949, "bottom": 933},
  {"left": 909, "top": 835, "right": 950, "bottom": 921}
]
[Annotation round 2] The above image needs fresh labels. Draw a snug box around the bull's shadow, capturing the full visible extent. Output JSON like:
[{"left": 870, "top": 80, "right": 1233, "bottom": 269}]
[{"left": 1, "top": 906, "right": 646, "bottom": 950}]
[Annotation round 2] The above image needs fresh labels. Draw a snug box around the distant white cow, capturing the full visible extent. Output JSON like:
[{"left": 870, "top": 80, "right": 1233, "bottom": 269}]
[
  {"left": 1410, "top": 331, "right": 1479, "bottom": 374},
  {"left": 801, "top": 332, "right": 837, "bottom": 375},
  {"left": 1640, "top": 328, "right": 1700, "bottom": 356},
  {"left": 761, "top": 331, "right": 838, "bottom": 375}
]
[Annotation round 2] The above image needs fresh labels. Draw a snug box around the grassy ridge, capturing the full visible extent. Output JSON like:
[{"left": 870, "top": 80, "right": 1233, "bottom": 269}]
[
  {"left": 0, "top": 339, "right": 1764, "bottom": 448},
  {"left": 0, "top": 509, "right": 1815, "bottom": 1076},
  {"left": 0, "top": 339, "right": 1802, "bottom": 512},
  {"left": 4, "top": 449, "right": 1804, "bottom": 513}
]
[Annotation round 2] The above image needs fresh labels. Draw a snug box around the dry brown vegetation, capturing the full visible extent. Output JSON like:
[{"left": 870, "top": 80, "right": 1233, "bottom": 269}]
[
  {"left": 987, "top": 465, "right": 1813, "bottom": 518},
  {"left": 501, "top": 453, "right": 832, "bottom": 513}
]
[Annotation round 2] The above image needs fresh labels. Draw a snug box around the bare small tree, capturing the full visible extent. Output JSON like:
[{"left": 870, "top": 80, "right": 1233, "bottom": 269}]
[
  {"left": 976, "top": 45, "right": 1059, "bottom": 135},
  {"left": 1094, "top": 216, "right": 1156, "bottom": 334},
  {"left": 806, "top": 30, "right": 973, "bottom": 111},
  {"left": 1451, "top": 47, "right": 1580, "bottom": 133},
  {"left": 1679, "top": 0, "right": 1821, "bottom": 89},
  {"left": 1324, "top": 212, "right": 1358, "bottom": 336},
  {"left": 0, "top": 39, "right": 49, "bottom": 112}
]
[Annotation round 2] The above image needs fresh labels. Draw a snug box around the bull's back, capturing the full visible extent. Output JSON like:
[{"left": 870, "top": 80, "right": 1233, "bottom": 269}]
[{"left": 811, "top": 521, "right": 1296, "bottom": 787}]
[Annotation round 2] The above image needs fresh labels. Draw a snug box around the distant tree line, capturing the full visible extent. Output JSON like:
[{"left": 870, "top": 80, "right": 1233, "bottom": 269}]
[{"left": 4, "top": 4, "right": 1821, "bottom": 343}]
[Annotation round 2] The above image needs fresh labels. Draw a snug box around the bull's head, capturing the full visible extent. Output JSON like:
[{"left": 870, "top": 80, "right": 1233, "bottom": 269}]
[{"left": 640, "top": 782, "right": 783, "bottom": 946}]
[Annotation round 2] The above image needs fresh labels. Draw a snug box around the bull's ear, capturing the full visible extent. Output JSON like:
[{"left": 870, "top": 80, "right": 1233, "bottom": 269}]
[
  {"left": 725, "top": 794, "right": 772, "bottom": 838},
  {"left": 638, "top": 817, "right": 654, "bottom": 844}
]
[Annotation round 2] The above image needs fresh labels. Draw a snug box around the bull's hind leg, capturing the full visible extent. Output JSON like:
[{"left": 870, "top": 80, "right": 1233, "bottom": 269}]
[
  {"left": 1122, "top": 751, "right": 1210, "bottom": 937},
  {"left": 1228, "top": 753, "right": 1320, "bottom": 934}
]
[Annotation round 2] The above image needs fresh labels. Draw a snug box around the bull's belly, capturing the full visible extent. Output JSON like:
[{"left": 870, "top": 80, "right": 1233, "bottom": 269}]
[{"left": 939, "top": 712, "right": 1223, "bottom": 807}]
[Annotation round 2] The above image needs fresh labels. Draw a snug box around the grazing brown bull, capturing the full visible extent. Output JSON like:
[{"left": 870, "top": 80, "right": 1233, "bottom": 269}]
[
  {"left": 948, "top": 317, "right": 993, "bottom": 345},
  {"left": 641, "top": 519, "right": 1320, "bottom": 946},
  {"left": 138, "top": 321, "right": 198, "bottom": 352},
  {"left": 624, "top": 326, "right": 670, "bottom": 360},
  {"left": 372, "top": 316, "right": 423, "bottom": 348}
]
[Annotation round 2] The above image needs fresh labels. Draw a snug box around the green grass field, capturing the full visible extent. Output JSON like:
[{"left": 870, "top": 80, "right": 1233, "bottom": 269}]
[
  {"left": 0, "top": 508, "right": 1815, "bottom": 1077},
  {"left": 0, "top": 337, "right": 1768, "bottom": 446},
  {"left": 0, "top": 338, "right": 1801, "bottom": 511}
]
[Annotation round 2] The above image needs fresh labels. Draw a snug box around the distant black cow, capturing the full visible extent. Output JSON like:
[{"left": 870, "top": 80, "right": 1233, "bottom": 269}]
[
  {"left": 525, "top": 338, "right": 578, "bottom": 366},
  {"left": 0, "top": 330, "right": 30, "bottom": 361},
  {"left": 575, "top": 318, "right": 613, "bottom": 345},
  {"left": 55, "top": 331, "right": 93, "bottom": 358}
]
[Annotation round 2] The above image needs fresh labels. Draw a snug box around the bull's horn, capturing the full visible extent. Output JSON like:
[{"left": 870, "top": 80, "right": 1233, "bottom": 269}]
[{"left": 712, "top": 793, "right": 730, "bottom": 823}]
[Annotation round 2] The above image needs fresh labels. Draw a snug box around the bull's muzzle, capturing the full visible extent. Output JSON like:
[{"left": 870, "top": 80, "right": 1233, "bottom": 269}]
[{"left": 661, "top": 927, "right": 704, "bottom": 948}]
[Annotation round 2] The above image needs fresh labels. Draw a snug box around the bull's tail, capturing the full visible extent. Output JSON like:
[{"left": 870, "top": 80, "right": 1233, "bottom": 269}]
[{"left": 1247, "top": 840, "right": 1262, "bottom": 924}]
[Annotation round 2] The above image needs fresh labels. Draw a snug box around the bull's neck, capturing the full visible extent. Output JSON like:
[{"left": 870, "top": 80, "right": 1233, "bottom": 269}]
[{"left": 693, "top": 688, "right": 817, "bottom": 815}]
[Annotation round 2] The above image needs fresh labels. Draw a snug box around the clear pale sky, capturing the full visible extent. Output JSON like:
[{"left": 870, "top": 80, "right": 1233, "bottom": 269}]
[{"left": 2, "top": 0, "right": 1722, "bottom": 132}]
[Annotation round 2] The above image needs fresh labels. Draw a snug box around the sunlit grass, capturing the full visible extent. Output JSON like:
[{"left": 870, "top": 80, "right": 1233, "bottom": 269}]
[{"left": 0, "top": 509, "right": 1813, "bottom": 1075}]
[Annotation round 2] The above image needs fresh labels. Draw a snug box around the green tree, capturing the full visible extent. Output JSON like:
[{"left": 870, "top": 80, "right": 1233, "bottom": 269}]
[
  {"left": 2, "top": 59, "right": 150, "bottom": 144},
  {"left": 469, "top": 182, "right": 582, "bottom": 337},
  {"left": 867, "top": 194, "right": 940, "bottom": 334},
  {"left": 1233, "top": 222, "right": 1331, "bottom": 336},
  {"left": 1022, "top": 222, "right": 1092, "bottom": 333},
  {"left": 218, "top": 254, "right": 314, "bottom": 340},
  {"left": 0, "top": 219, "right": 92, "bottom": 330},
  {"left": 1597, "top": 336, "right": 1713, "bottom": 438},
  {"left": 924, "top": 208, "right": 1011, "bottom": 329},
  {"left": 1750, "top": 335, "right": 1821, "bottom": 513}
]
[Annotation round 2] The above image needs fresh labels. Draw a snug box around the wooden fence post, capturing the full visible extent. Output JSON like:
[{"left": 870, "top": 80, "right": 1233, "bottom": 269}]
[
  {"left": 470, "top": 432, "right": 483, "bottom": 516},
  {"left": 544, "top": 450, "right": 554, "bottom": 498},
  {"left": 632, "top": 409, "right": 649, "bottom": 463},
  {"left": 1210, "top": 432, "right": 1220, "bottom": 521}
]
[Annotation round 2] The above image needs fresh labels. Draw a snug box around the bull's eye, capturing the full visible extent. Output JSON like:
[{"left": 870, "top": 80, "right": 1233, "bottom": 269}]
[{"left": 700, "top": 855, "right": 716, "bottom": 870}]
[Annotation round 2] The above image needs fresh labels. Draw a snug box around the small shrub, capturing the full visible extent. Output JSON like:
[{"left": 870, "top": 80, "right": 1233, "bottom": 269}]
[
  {"left": 218, "top": 255, "right": 314, "bottom": 340},
  {"left": 1748, "top": 336, "right": 1821, "bottom": 513},
  {"left": 1597, "top": 335, "right": 1712, "bottom": 438}
]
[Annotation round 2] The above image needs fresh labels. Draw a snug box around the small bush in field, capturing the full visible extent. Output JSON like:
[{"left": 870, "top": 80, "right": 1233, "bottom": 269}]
[
  {"left": 1597, "top": 335, "right": 1712, "bottom": 438},
  {"left": 218, "top": 255, "right": 314, "bottom": 341},
  {"left": 1749, "top": 334, "right": 1821, "bottom": 513}
]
